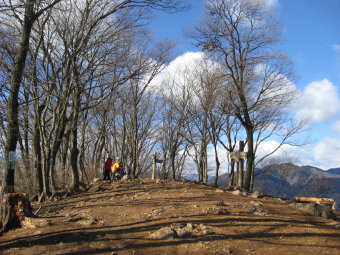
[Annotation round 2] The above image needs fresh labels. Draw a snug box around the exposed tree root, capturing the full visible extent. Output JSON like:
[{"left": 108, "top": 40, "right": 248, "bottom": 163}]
[{"left": 0, "top": 193, "right": 35, "bottom": 234}]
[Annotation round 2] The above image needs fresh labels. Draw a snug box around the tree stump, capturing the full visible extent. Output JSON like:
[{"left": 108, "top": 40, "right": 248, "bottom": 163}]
[{"left": 0, "top": 193, "right": 35, "bottom": 233}]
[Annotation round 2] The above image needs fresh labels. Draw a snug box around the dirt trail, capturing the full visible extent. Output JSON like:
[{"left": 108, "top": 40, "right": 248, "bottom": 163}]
[{"left": 0, "top": 179, "right": 339, "bottom": 255}]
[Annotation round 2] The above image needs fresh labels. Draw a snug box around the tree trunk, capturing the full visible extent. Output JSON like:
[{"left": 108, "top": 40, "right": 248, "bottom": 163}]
[
  {"left": 199, "top": 144, "right": 208, "bottom": 184},
  {"left": 213, "top": 142, "right": 220, "bottom": 187},
  {"left": 228, "top": 159, "right": 235, "bottom": 188},
  {"left": 70, "top": 126, "right": 80, "bottom": 192},
  {"left": 42, "top": 155, "right": 52, "bottom": 198},
  {"left": 69, "top": 99, "right": 80, "bottom": 192},
  {"left": 2, "top": 0, "right": 35, "bottom": 194},
  {"left": 170, "top": 149, "right": 176, "bottom": 180},
  {"left": 244, "top": 130, "right": 255, "bottom": 192},
  {"left": 131, "top": 107, "right": 138, "bottom": 180},
  {"left": 33, "top": 122, "right": 43, "bottom": 194}
]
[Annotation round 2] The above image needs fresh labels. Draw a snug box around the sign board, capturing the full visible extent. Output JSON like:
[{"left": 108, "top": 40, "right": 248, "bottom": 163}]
[
  {"left": 155, "top": 159, "right": 163, "bottom": 164},
  {"left": 8, "top": 151, "right": 16, "bottom": 170},
  {"left": 9, "top": 151, "right": 16, "bottom": 161},
  {"left": 230, "top": 151, "right": 247, "bottom": 162}
]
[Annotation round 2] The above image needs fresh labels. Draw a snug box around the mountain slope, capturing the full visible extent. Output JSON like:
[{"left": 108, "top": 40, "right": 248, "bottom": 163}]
[{"left": 214, "top": 164, "right": 340, "bottom": 206}]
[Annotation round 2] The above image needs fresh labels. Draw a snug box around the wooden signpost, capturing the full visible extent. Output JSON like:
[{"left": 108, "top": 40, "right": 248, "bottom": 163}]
[
  {"left": 230, "top": 141, "right": 247, "bottom": 188},
  {"left": 152, "top": 153, "right": 163, "bottom": 180}
]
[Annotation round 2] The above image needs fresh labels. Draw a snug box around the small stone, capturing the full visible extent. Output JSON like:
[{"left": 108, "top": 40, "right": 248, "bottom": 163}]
[
  {"left": 250, "top": 191, "right": 261, "bottom": 198},
  {"left": 205, "top": 207, "right": 229, "bottom": 215},
  {"left": 231, "top": 190, "right": 242, "bottom": 196},
  {"left": 249, "top": 206, "right": 267, "bottom": 216},
  {"left": 186, "top": 223, "right": 194, "bottom": 231},
  {"left": 215, "top": 201, "right": 226, "bottom": 206},
  {"left": 175, "top": 228, "right": 191, "bottom": 238},
  {"left": 171, "top": 223, "right": 185, "bottom": 229},
  {"left": 250, "top": 201, "right": 262, "bottom": 206},
  {"left": 202, "top": 229, "right": 214, "bottom": 235},
  {"left": 199, "top": 224, "right": 208, "bottom": 230},
  {"left": 152, "top": 209, "right": 164, "bottom": 214},
  {"left": 150, "top": 227, "right": 177, "bottom": 240},
  {"left": 88, "top": 185, "right": 101, "bottom": 193},
  {"left": 92, "top": 178, "right": 100, "bottom": 183},
  {"left": 65, "top": 212, "right": 97, "bottom": 226},
  {"left": 217, "top": 208, "right": 229, "bottom": 215},
  {"left": 223, "top": 247, "right": 234, "bottom": 254},
  {"left": 121, "top": 175, "right": 129, "bottom": 181},
  {"left": 21, "top": 218, "right": 51, "bottom": 229}
]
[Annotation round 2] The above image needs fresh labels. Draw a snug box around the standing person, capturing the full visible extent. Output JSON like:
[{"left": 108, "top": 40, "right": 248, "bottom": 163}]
[
  {"left": 103, "top": 155, "right": 113, "bottom": 181},
  {"left": 111, "top": 157, "right": 122, "bottom": 180}
]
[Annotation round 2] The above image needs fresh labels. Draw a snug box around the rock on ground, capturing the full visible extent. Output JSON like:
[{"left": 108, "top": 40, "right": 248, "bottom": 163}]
[
  {"left": 150, "top": 227, "right": 177, "bottom": 240},
  {"left": 290, "top": 202, "right": 337, "bottom": 220}
]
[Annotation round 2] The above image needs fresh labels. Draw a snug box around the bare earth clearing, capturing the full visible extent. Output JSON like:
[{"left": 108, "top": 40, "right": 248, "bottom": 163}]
[{"left": 0, "top": 179, "right": 339, "bottom": 255}]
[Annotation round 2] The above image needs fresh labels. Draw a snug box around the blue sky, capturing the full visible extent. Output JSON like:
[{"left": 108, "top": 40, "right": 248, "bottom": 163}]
[{"left": 148, "top": 0, "right": 340, "bottom": 170}]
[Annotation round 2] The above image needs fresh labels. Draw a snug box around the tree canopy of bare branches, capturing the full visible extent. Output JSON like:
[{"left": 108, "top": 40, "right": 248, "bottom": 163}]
[{"left": 189, "top": 0, "right": 306, "bottom": 191}]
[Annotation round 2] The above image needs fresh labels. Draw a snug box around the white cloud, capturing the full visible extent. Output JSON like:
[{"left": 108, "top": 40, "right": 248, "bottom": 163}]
[
  {"left": 151, "top": 51, "right": 221, "bottom": 99},
  {"left": 266, "top": 0, "right": 279, "bottom": 7},
  {"left": 244, "top": 0, "right": 278, "bottom": 8},
  {"left": 332, "top": 120, "right": 340, "bottom": 134},
  {"left": 255, "top": 138, "right": 340, "bottom": 170},
  {"left": 294, "top": 79, "right": 340, "bottom": 123},
  {"left": 312, "top": 138, "right": 340, "bottom": 169},
  {"left": 150, "top": 51, "right": 206, "bottom": 90}
]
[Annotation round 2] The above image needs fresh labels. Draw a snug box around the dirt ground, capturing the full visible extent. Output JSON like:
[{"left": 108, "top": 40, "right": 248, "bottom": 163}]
[{"left": 0, "top": 179, "right": 339, "bottom": 255}]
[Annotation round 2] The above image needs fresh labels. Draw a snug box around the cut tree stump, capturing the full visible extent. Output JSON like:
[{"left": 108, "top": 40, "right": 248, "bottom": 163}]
[{"left": 0, "top": 193, "right": 35, "bottom": 233}]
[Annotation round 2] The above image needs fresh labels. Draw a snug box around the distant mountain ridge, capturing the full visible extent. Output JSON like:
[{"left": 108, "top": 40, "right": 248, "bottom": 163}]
[
  {"left": 213, "top": 164, "right": 340, "bottom": 210},
  {"left": 328, "top": 168, "right": 340, "bottom": 175}
]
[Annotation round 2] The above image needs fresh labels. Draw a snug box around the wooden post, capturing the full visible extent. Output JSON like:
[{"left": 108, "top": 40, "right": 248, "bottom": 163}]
[
  {"left": 239, "top": 141, "right": 245, "bottom": 188},
  {"left": 152, "top": 153, "right": 156, "bottom": 180},
  {"left": 236, "top": 141, "right": 245, "bottom": 188}
]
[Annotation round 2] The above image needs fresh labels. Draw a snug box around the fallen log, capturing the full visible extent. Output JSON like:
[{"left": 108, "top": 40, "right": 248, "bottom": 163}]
[
  {"left": 294, "top": 197, "right": 337, "bottom": 211},
  {"left": 0, "top": 193, "right": 35, "bottom": 233}
]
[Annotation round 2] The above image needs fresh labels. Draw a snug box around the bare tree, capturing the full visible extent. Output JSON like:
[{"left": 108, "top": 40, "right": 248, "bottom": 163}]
[
  {"left": 0, "top": 0, "right": 190, "bottom": 198},
  {"left": 190, "top": 0, "right": 304, "bottom": 191},
  {"left": 1, "top": 0, "right": 62, "bottom": 194},
  {"left": 117, "top": 38, "right": 173, "bottom": 179},
  {"left": 157, "top": 74, "right": 192, "bottom": 180}
]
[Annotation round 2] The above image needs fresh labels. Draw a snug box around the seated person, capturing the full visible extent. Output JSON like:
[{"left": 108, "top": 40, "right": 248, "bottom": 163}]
[{"left": 111, "top": 158, "right": 124, "bottom": 179}]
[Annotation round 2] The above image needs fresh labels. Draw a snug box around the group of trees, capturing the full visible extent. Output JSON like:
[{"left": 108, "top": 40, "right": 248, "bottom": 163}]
[{"left": 0, "top": 0, "right": 305, "bottom": 201}]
